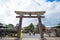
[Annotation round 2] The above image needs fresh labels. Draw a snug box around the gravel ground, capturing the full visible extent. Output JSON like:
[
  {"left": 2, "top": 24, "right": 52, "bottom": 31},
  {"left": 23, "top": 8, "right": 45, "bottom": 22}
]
[
  {"left": 0, "top": 37, "right": 60, "bottom": 40},
  {"left": 0, "top": 33, "right": 60, "bottom": 40}
]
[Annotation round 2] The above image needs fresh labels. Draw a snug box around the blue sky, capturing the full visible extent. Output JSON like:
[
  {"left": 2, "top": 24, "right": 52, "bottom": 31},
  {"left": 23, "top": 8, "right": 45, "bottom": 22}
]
[
  {"left": 46, "top": 0, "right": 60, "bottom": 2},
  {"left": 0, "top": 0, "right": 60, "bottom": 27}
]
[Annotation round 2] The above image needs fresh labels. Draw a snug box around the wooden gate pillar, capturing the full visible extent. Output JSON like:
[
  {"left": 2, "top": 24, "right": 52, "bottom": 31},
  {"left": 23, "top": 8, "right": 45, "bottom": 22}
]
[
  {"left": 38, "top": 17, "right": 44, "bottom": 39},
  {"left": 17, "top": 16, "right": 22, "bottom": 40}
]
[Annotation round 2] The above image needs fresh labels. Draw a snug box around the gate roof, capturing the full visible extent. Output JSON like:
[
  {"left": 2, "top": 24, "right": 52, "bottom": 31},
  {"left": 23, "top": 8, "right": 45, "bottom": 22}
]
[{"left": 15, "top": 11, "right": 45, "bottom": 15}]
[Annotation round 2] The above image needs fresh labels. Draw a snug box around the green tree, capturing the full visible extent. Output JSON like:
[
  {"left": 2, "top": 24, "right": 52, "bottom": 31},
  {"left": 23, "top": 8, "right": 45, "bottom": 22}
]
[
  {"left": 24, "top": 26, "right": 29, "bottom": 33},
  {"left": 23, "top": 23, "right": 35, "bottom": 33},
  {"left": 15, "top": 24, "right": 19, "bottom": 29},
  {"left": 7, "top": 24, "right": 14, "bottom": 29},
  {"left": 29, "top": 23, "right": 34, "bottom": 32},
  {"left": 0, "top": 23, "right": 3, "bottom": 25},
  {"left": 36, "top": 24, "right": 46, "bottom": 33},
  {"left": 24, "top": 26, "right": 29, "bottom": 30},
  {"left": 42, "top": 24, "right": 46, "bottom": 31},
  {"left": 0, "top": 23, "right": 4, "bottom": 28}
]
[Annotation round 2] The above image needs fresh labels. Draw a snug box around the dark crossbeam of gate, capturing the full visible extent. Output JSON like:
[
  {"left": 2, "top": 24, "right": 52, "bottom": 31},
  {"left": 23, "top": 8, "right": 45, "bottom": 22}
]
[
  {"left": 16, "top": 16, "right": 45, "bottom": 18},
  {"left": 15, "top": 11, "right": 45, "bottom": 40}
]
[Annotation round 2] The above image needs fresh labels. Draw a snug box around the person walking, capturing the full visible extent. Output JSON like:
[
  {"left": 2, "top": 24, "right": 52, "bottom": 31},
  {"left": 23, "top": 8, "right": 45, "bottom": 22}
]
[
  {"left": 33, "top": 32, "right": 35, "bottom": 36},
  {"left": 0, "top": 30, "right": 2, "bottom": 39},
  {"left": 29, "top": 31, "right": 31, "bottom": 36}
]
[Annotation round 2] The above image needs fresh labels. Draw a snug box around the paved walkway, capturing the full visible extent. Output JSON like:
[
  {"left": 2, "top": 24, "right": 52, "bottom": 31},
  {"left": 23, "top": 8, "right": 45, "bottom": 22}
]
[
  {"left": 0, "top": 37, "right": 60, "bottom": 40},
  {"left": 0, "top": 33, "right": 60, "bottom": 40}
]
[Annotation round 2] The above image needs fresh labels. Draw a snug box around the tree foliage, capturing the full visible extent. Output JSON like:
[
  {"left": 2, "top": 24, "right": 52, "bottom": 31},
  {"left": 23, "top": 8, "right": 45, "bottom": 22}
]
[
  {"left": 42, "top": 24, "right": 46, "bottom": 31},
  {"left": 23, "top": 26, "right": 29, "bottom": 33},
  {"left": 0, "top": 23, "right": 3, "bottom": 25},
  {"left": 23, "top": 23, "right": 35, "bottom": 33},
  {"left": 29, "top": 23, "right": 34, "bottom": 32},
  {"left": 35, "top": 24, "right": 46, "bottom": 33},
  {"left": 36, "top": 24, "right": 46, "bottom": 30},
  {"left": 0, "top": 23, "right": 4, "bottom": 28},
  {"left": 5, "top": 24, "right": 14, "bottom": 29}
]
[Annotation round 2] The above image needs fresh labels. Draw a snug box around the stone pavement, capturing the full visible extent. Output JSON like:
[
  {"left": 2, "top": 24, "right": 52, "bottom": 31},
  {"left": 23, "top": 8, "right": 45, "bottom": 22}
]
[
  {"left": 0, "top": 37, "right": 60, "bottom": 40},
  {"left": 0, "top": 33, "right": 60, "bottom": 40}
]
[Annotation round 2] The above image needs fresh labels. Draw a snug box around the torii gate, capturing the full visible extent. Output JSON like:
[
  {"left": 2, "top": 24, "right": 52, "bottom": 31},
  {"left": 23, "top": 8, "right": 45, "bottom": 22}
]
[{"left": 15, "top": 11, "right": 46, "bottom": 40}]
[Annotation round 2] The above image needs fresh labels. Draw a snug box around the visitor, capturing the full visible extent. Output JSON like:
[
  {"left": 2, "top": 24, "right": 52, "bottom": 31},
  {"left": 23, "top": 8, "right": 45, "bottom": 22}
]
[
  {"left": 29, "top": 31, "right": 31, "bottom": 36},
  {"left": 33, "top": 32, "right": 35, "bottom": 36},
  {"left": 0, "top": 30, "right": 2, "bottom": 39},
  {"left": 5, "top": 32, "right": 8, "bottom": 37}
]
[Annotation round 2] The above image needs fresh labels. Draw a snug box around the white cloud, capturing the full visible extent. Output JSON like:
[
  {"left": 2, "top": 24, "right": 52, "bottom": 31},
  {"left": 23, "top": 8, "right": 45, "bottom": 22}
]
[
  {"left": 0, "top": 0, "right": 60, "bottom": 27},
  {"left": 22, "top": 18, "right": 38, "bottom": 27}
]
